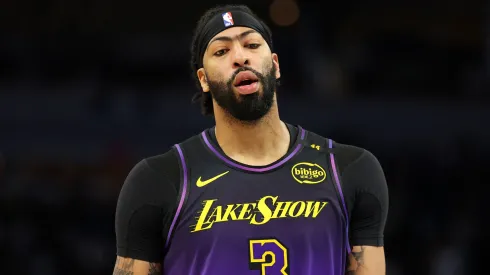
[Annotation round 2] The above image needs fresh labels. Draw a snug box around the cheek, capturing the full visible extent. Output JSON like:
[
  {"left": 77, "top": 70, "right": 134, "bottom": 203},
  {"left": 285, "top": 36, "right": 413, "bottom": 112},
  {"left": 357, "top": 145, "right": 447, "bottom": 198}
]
[
  {"left": 205, "top": 71, "right": 222, "bottom": 83},
  {"left": 259, "top": 53, "right": 274, "bottom": 69},
  {"left": 260, "top": 60, "right": 274, "bottom": 75},
  {"left": 207, "top": 64, "right": 230, "bottom": 81}
]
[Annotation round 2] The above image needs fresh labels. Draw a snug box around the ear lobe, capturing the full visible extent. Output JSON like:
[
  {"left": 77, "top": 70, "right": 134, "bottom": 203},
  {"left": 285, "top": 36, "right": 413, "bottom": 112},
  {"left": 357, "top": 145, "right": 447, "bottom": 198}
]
[
  {"left": 272, "top": 53, "right": 281, "bottom": 79},
  {"left": 197, "top": 69, "right": 210, "bottom": 93}
]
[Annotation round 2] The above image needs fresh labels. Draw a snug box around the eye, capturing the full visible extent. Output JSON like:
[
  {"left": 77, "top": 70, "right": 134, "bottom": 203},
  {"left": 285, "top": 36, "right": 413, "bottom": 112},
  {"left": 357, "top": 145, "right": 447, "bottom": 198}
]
[
  {"left": 214, "top": 49, "right": 228, "bottom": 56},
  {"left": 247, "top": 43, "right": 261, "bottom": 49}
]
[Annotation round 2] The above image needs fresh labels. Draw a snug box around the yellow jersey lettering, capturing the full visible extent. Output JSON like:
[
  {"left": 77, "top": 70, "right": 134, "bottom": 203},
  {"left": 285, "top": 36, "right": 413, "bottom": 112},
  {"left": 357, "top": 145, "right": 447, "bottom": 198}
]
[
  {"left": 304, "top": 201, "right": 327, "bottom": 218},
  {"left": 272, "top": 201, "right": 293, "bottom": 219},
  {"left": 208, "top": 205, "right": 223, "bottom": 223},
  {"left": 251, "top": 196, "right": 276, "bottom": 225},
  {"left": 288, "top": 201, "right": 306, "bottom": 217},
  {"left": 222, "top": 203, "right": 242, "bottom": 221},
  {"left": 192, "top": 199, "right": 217, "bottom": 232},
  {"left": 238, "top": 203, "right": 256, "bottom": 220},
  {"left": 191, "top": 196, "right": 328, "bottom": 232}
]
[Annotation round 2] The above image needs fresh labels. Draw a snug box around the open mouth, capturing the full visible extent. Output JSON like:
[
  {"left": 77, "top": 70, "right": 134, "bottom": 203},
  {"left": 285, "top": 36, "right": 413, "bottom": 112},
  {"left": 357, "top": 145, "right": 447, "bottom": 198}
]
[
  {"left": 233, "top": 71, "right": 260, "bottom": 94},
  {"left": 234, "top": 71, "right": 259, "bottom": 86},
  {"left": 235, "top": 79, "right": 258, "bottom": 87}
]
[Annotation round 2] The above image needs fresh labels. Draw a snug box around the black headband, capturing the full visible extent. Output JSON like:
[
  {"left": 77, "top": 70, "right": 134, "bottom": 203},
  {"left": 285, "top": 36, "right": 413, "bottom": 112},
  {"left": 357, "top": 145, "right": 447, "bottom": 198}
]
[{"left": 195, "top": 10, "right": 273, "bottom": 70}]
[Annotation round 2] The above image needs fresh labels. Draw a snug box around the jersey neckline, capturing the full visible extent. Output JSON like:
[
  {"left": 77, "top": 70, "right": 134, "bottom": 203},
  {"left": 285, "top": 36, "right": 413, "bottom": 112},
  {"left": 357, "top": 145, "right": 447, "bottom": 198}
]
[{"left": 200, "top": 124, "right": 306, "bottom": 173}]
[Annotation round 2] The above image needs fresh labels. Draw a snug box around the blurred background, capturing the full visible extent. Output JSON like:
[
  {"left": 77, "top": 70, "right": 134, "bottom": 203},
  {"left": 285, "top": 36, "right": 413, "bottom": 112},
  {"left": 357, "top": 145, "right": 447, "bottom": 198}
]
[{"left": 0, "top": 0, "right": 488, "bottom": 274}]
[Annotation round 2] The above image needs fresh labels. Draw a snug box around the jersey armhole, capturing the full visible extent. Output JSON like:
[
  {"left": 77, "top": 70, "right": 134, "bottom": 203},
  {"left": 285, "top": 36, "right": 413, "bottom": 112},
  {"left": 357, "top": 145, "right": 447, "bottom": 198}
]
[
  {"left": 164, "top": 144, "right": 191, "bottom": 251},
  {"left": 326, "top": 138, "right": 352, "bottom": 254}
]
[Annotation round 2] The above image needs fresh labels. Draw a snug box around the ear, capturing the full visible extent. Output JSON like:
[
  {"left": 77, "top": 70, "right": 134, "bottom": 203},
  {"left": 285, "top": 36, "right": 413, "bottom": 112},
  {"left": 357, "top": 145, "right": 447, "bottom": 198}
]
[
  {"left": 197, "top": 68, "right": 210, "bottom": 93},
  {"left": 272, "top": 53, "right": 281, "bottom": 80}
]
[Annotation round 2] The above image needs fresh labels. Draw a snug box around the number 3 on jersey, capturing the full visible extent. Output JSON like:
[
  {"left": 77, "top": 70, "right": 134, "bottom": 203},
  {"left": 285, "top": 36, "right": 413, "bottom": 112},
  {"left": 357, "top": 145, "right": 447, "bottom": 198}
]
[{"left": 248, "top": 238, "right": 290, "bottom": 275}]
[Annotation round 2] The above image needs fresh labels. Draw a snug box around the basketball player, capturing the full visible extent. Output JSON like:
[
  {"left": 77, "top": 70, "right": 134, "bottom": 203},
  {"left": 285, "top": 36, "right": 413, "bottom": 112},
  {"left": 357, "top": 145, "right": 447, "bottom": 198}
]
[{"left": 113, "top": 4, "right": 388, "bottom": 275}]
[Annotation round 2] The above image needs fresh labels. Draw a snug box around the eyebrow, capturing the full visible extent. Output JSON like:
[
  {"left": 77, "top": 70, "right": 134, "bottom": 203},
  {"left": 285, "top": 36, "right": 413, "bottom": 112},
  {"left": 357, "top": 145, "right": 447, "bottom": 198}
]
[{"left": 208, "top": 29, "right": 259, "bottom": 46}]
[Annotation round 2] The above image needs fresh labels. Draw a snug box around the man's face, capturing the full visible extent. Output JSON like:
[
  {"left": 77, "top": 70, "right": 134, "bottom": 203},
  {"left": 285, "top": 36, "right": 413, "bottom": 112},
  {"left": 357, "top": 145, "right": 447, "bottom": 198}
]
[{"left": 198, "top": 26, "right": 281, "bottom": 121}]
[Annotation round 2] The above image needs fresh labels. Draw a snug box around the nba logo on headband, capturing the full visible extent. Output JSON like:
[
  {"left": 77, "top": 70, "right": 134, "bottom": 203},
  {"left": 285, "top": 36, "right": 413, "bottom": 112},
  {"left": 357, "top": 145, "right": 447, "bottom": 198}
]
[{"left": 222, "top": 12, "right": 234, "bottom": 27}]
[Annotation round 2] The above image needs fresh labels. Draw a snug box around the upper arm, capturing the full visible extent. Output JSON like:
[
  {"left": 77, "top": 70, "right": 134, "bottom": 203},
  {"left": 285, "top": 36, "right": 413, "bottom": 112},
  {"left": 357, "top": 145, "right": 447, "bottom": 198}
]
[
  {"left": 113, "top": 256, "right": 161, "bottom": 275},
  {"left": 342, "top": 149, "right": 389, "bottom": 246},
  {"left": 115, "top": 152, "right": 180, "bottom": 265},
  {"left": 335, "top": 145, "right": 389, "bottom": 274}
]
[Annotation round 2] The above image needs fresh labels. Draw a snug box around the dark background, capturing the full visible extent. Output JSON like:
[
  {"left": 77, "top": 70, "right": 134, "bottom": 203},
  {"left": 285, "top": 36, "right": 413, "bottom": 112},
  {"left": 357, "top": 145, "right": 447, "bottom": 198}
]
[{"left": 1, "top": 0, "right": 488, "bottom": 274}]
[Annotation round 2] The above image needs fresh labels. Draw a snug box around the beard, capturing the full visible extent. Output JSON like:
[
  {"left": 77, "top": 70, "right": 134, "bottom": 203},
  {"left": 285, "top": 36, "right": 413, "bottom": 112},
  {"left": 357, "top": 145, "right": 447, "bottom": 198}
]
[{"left": 207, "top": 63, "right": 277, "bottom": 122}]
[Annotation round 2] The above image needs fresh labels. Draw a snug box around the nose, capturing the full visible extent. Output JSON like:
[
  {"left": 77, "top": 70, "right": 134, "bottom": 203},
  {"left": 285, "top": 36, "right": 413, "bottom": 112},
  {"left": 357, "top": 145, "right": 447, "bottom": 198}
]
[{"left": 232, "top": 46, "right": 250, "bottom": 68}]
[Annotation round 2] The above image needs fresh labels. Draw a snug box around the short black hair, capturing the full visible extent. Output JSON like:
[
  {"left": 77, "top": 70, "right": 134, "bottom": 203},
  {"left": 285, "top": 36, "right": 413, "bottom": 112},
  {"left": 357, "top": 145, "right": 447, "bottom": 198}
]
[{"left": 190, "top": 4, "right": 273, "bottom": 116}]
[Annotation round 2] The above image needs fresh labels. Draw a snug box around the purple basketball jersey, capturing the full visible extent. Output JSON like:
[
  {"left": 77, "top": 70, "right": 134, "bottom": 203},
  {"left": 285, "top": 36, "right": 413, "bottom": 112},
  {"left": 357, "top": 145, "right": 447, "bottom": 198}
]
[{"left": 163, "top": 127, "right": 350, "bottom": 275}]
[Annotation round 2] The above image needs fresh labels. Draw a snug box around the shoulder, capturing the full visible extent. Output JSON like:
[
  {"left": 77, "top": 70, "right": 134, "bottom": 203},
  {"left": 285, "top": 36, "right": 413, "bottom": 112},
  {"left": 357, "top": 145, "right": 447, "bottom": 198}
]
[
  {"left": 302, "top": 127, "right": 384, "bottom": 183},
  {"left": 302, "top": 127, "right": 378, "bottom": 173},
  {"left": 144, "top": 149, "right": 181, "bottom": 182},
  {"left": 121, "top": 148, "right": 181, "bottom": 204},
  {"left": 124, "top": 127, "right": 209, "bottom": 191},
  {"left": 126, "top": 129, "right": 207, "bottom": 189},
  {"left": 329, "top": 140, "right": 388, "bottom": 203},
  {"left": 331, "top": 141, "right": 383, "bottom": 177}
]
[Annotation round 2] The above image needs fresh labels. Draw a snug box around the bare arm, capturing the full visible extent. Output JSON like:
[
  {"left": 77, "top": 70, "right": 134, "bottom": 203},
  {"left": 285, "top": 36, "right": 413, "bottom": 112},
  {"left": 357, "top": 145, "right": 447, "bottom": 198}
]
[
  {"left": 113, "top": 256, "right": 161, "bottom": 275},
  {"left": 346, "top": 246, "right": 385, "bottom": 275}
]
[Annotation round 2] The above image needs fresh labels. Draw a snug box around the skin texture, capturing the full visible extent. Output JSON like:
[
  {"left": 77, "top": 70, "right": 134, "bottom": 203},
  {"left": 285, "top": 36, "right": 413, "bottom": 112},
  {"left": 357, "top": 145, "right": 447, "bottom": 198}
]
[
  {"left": 346, "top": 246, "right": 386, "bottom": 275},
  {"left": 112, "top": 257, "right": 161, "bottom": 275}
]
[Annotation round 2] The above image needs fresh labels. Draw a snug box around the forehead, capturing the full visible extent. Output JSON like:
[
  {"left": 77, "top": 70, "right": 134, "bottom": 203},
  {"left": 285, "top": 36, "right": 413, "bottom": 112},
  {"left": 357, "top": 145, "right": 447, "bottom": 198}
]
[
  {"left": 207, "top": 26, "right": 263, "bottom": 46},
  {"left": 214, "top": 26, "right": 256, "bottom": 37}
]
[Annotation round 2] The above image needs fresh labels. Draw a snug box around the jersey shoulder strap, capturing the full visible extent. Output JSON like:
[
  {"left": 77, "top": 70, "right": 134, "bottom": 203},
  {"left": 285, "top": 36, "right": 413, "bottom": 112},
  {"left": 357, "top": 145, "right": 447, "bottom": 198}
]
[
  {"left": 301, "top": 128, "right": 351, "bottom": 253},
  {"left": 325, "top": 137, "right": 351, "bottom": 254},
  {"left": 298, "top": 129, "right": 335, "bottom": 154},
  {"left": 165, "top": 131, "right": 205, "bottom": 249}
]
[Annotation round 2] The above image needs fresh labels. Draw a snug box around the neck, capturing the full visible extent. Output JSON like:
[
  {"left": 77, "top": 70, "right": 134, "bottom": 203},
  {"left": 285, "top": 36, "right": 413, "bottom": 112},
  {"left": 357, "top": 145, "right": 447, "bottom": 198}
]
[{"left": 213, "top": 102, "right": 290, "bottom": 166}]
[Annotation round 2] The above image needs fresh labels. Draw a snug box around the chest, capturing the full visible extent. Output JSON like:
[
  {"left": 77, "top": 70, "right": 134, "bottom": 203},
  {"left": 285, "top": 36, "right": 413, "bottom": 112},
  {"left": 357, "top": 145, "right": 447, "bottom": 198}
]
[{"left": 179, "top": 158, "right": 345, "bottom": 236}]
